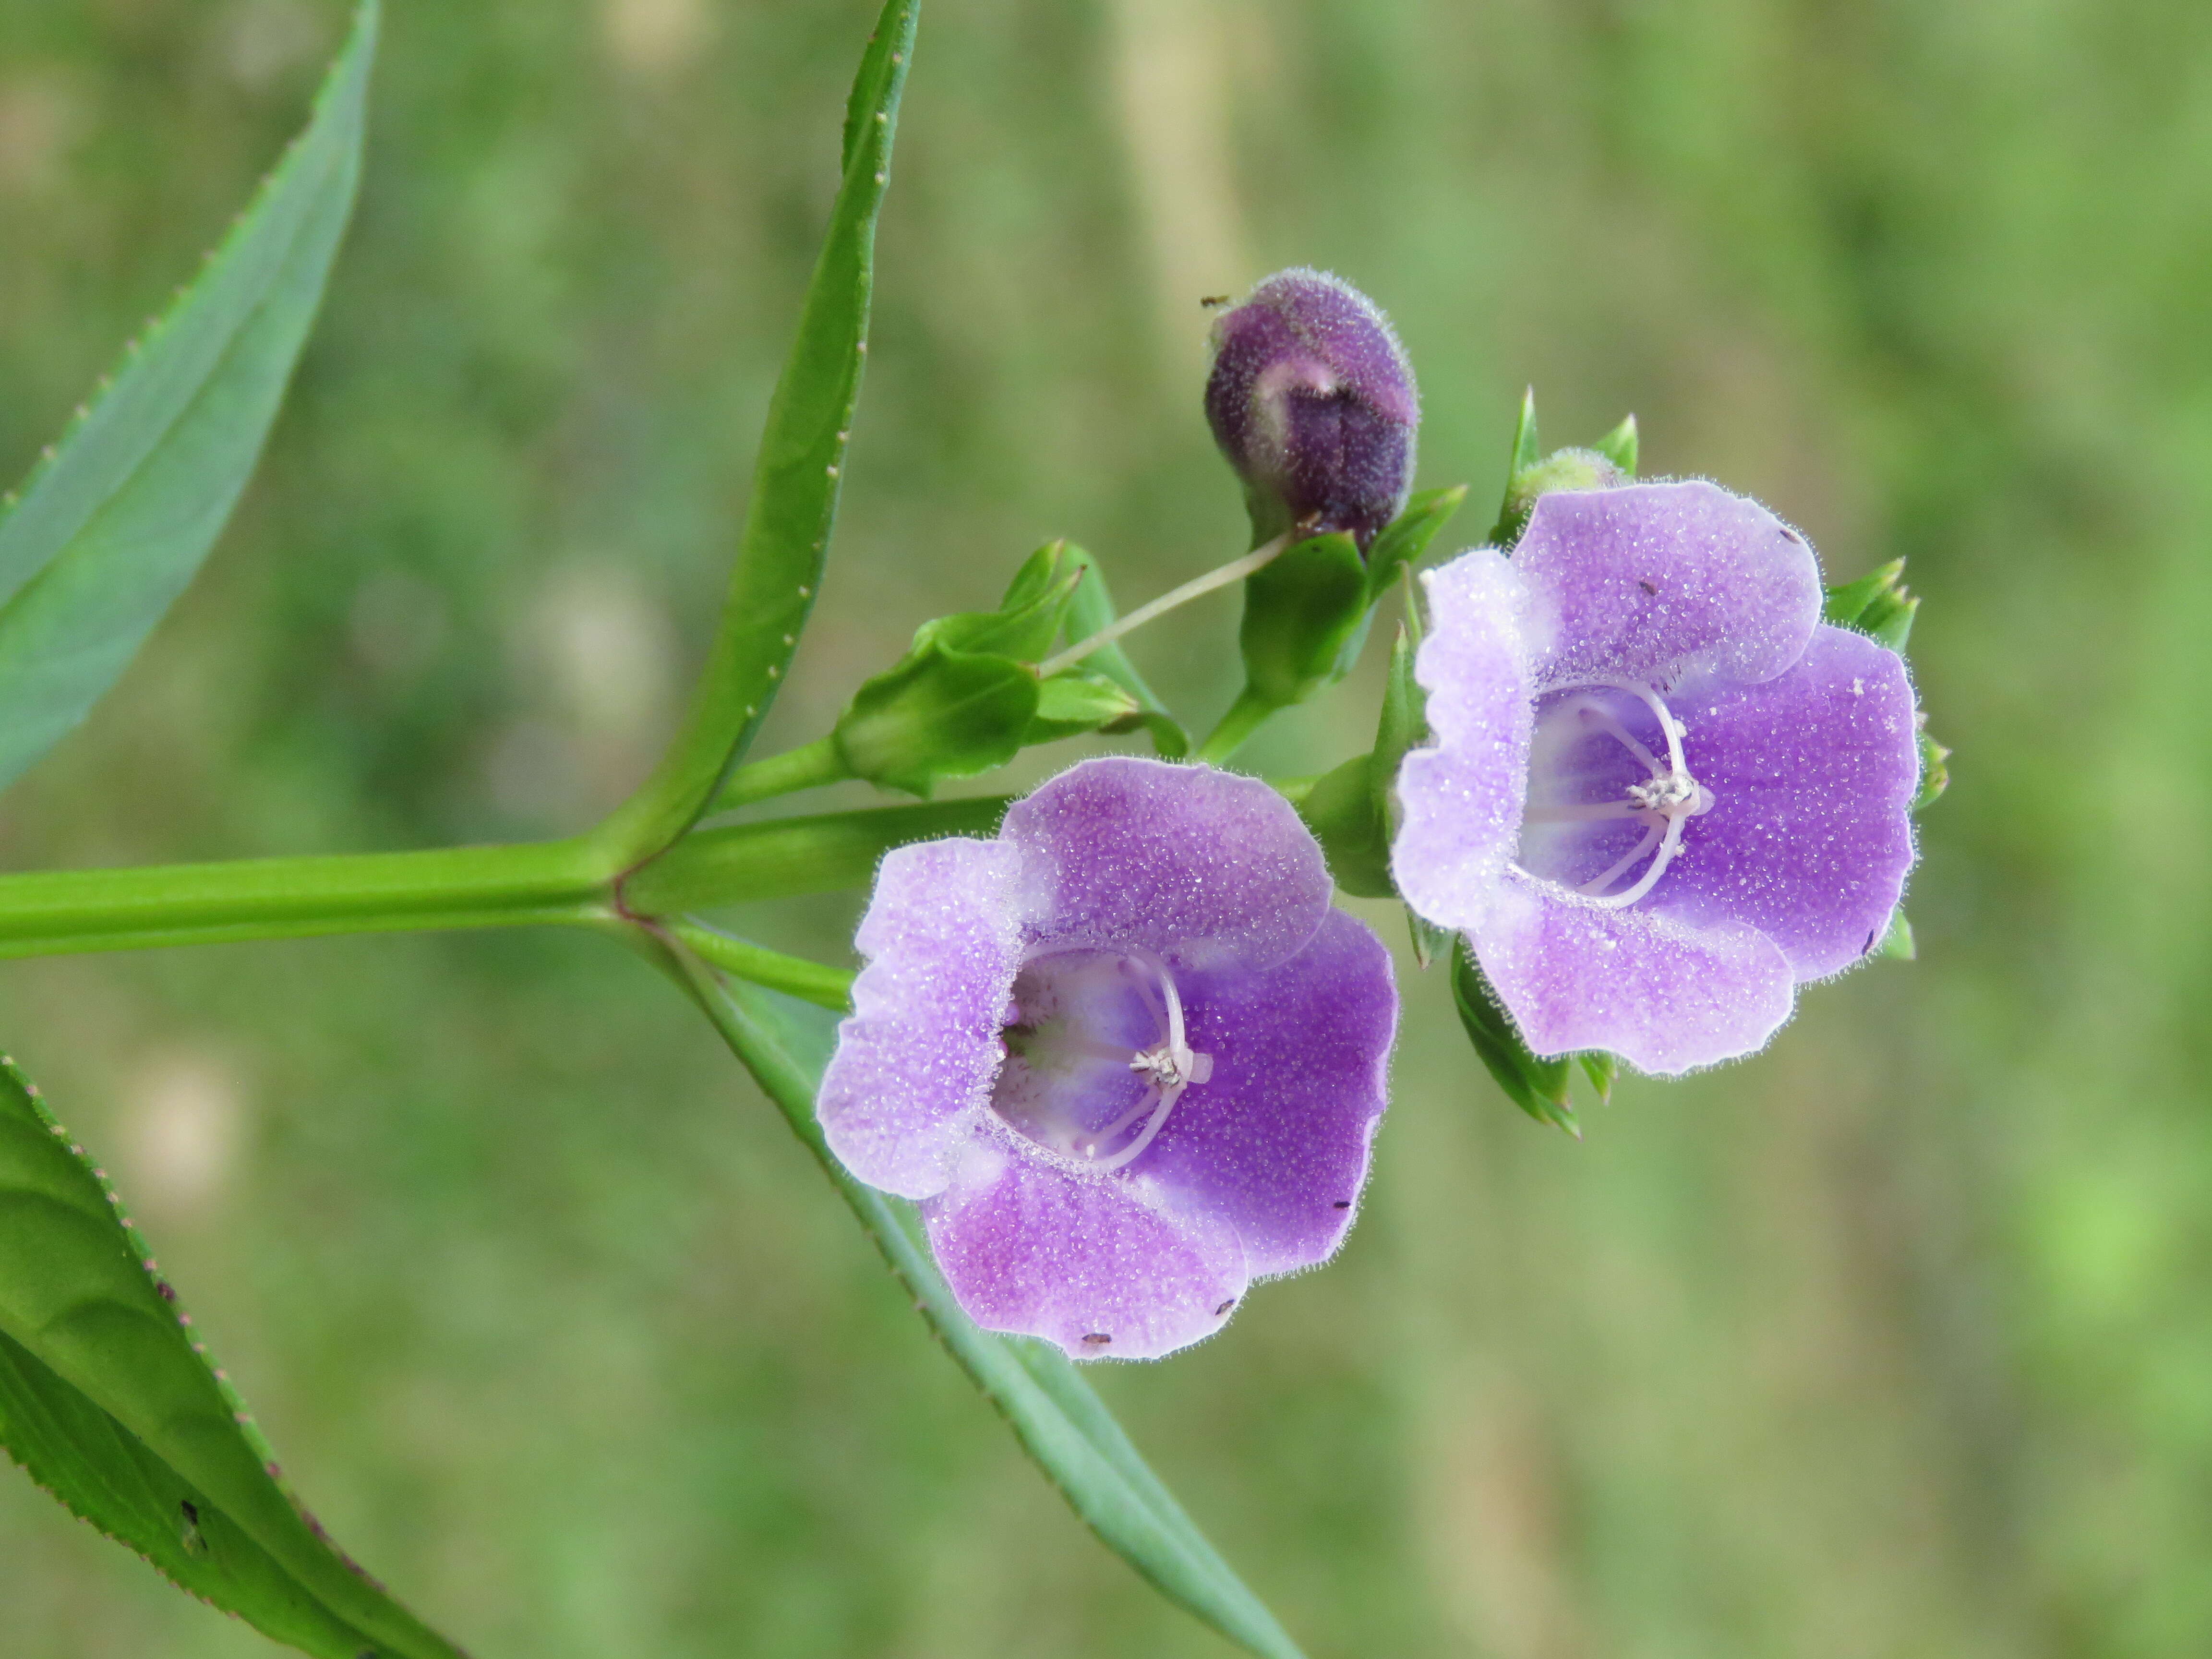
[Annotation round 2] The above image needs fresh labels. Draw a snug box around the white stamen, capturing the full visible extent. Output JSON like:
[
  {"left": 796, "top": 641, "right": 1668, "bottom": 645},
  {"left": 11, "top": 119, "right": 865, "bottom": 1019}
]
[{"left": 1516, "top": 678, "right": 1715, "bottom": 909}]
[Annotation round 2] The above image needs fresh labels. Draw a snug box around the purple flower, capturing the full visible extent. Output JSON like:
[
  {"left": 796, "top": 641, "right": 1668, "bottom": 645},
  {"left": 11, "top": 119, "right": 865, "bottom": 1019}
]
[
  {"left": 819, "top": 757, "right": 1397, "bottom": 1360},
  {"left": 1204, "top": 268, "right": 1419, "bottom": 551},
  {"left": 1393, "top": 481, "right": 1920, "bottom": 1075}
]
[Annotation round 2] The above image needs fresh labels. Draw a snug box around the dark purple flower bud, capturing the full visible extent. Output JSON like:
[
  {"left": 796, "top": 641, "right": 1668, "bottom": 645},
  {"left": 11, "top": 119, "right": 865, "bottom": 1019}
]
[
  {"left": 818, "top": 757, "right": 1398, "bottom": 1360},
  {"left": 1392, "top": 481, "right": 1922, "bottom": 1074},
  {"left": 1204, "top": 269, "right": 1419, "bottom": 552}
]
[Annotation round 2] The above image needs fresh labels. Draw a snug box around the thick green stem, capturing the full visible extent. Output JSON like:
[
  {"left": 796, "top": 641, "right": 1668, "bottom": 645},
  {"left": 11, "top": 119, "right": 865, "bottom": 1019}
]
[
  {"left": 711, "top": 736, "right": 853, "bottom": 813},
  {"left": 0, "top": 838, "right": 614, "bottom": 958},
  {"left": 1195, "top": 688, "right": 1280, "bottom": 765},
  {"left": 624, "top": 796, "right": 1010, "bottom": 914}
]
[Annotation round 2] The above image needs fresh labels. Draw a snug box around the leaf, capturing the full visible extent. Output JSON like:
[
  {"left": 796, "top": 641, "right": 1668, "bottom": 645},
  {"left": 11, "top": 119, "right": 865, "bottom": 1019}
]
[
  {"left": 0, "top": 1052, "right": 466, "bottom": 1659},
  {"left": 1821, "top": 559, "right": 1907, "bottom": 630},
  {"left": 687, "top": 974, "right": 1307, "bottom": 1659},
  {"left": 1449, "top": 937, "right": 1579, "bottom": 1136},
  {"left": 1027, "top": 669, "right": 1140, "bottom": 742},
  {"left": 601, "top": 0, "right": 919, "bottom": 857},
  {"left": 1876, "top": 909, "right": 1916, "bottom": 961},
  {"left": 0, "top": 1, "right": 378, "bottom": 794},
  {"left": 1913, "top": 726, "right": 1950, "bottom": 813}
]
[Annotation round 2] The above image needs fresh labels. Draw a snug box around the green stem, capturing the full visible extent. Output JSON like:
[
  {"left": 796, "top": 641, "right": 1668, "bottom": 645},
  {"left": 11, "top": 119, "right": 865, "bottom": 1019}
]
[
  {"left": 1194, "top": 687, "right": 1280, "bottom": 765},
  {"left": 666, "top": 922, "right": 854, "bottom": 1011},
  {"left": 711, "top": 735, "right": 853, "bottom": 813},
  {"left": 0, "top": 838, "right": 614, "bottom": 958},
  {"left": 624, "top": 796, "right": 1010, "bottom": 914}
]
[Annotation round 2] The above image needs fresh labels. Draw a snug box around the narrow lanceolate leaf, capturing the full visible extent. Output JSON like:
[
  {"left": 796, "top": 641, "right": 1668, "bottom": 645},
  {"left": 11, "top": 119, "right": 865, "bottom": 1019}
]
[
  {"left": 0, "top": 1, "right": 377, "bottom": 793},
  {"left": 688, "top": 974, "right": 1307, "bottom": 1659},
  {"left": 1450, "top": 937, "right": 1579, "bottom": 1137},
  {"left": 603, "top": 0, "right": 918, "bottom": 858},
  {"left": 0, "top": 1054, "right": 466, "bottom": 1659}
]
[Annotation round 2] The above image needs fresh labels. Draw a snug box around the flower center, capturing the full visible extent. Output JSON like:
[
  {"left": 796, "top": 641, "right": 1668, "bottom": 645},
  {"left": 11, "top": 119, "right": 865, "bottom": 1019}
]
[
  {"left": 991, "top": 946, "right": 1213, "bottom": 1174},
  {"left": 1513, "top": 678, "right": 1714, "bottom": 908}
]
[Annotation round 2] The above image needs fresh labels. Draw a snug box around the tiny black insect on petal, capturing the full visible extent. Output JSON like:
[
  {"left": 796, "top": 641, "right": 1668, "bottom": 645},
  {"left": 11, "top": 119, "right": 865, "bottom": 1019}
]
[
  {"left": 1214, "top": 1299, "right": 1237, "bottom": 1317},
  {"left": 1639, "top": 579, "right": 1658, "bottom": 595},
  {"left": 1332, "top": 1199, "right": 1352, "bottom": 1209},
  {"left": 1081, "top": 1332, "right": 1112, "bottom": 1346}
]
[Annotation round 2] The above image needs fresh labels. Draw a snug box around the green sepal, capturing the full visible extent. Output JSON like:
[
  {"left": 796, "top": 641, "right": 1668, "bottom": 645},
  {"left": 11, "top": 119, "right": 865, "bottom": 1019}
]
[
  {"left": 1027, "top": 669, "right": 1141, "bottom": 744},
  {"left": 926, "top": 541, "right": 1086, "bottom": 661},
  {"left": 1823, "top": 558, "right": 1917, "bottom": 649},
  {"left": 1406, "top": 908, "right": 1454, "bottom": 971},
  {"left": 1237, "top": 530, "right": 1367, "bottom": 710},
  {"left": 1293, "top": 624, "right": 1428, "bottom": 900},
  {"left": 1877, "top": 910, "right": 1916, "bottom": 961},
  {"left": 1508, "top": 386, "right": 1541, "bottom": 474},
  {"left": 1296, "top": 754, "right": 1392, "bottom": 898},
  {"left": 1449, "top": 937, "right": 1580, "bottom": 1137},
  {"left": 1054, "top": 546, "right": 1187, "bottom": 756},
  {"left": 1362, "top": 485, "right": 1468, "bottom": 607},
  {"left": 1577, "top": 1049, "right": 1619, "bottom": 1102},
  {"left": 1592, "top": 414, "right": 1639, "bottom": 479},
  {"left": 1913, "top": 727, "right": 1950, "bottom": 813},
  {"left": 834, "top": 644, "right": 1038, "bottom": 796},
  {"left": 1489, "top": 447, "right": 1625, "bottom": 550}
]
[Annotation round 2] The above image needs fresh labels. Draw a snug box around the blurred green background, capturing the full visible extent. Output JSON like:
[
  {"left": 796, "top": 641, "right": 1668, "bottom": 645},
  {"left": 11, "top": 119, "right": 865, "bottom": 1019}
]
[{"left": 0, "top": 0, "right": 2202, "bottom": 1654}]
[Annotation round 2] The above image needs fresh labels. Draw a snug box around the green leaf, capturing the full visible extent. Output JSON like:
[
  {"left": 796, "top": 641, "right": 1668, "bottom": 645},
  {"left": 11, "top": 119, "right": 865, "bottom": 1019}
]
[
  {"left": 600, "top": 0, "right": 918, "bottom": 858},
  {"left": 0, "top": 1052, "right": 465, "bottom": 1659},
  {"left": 834, "top": 642, "right": 1038, "bottom": 797},
  {"left": 925, "top": 541, "right": 1084, "bottom": 661},
  {"left": 1361, "top": 484, "right": 1467, "bottom": 607},
  {"left": 0, "top": 2, "right": 377, "bottom": 794},
  {"left": 1577, "top": 1049, "right": 1618, "bottom": 1102},
  {"left": 1592, "top": 414, "right": 1639, "bottom": 479},
  {"left": 1449, "top": 937, "right": 1579, "bottom": 1136},
  {"left": 1294, "top": 623, "right": 1428, "bottom": 901},
  {"left": 684, "top": 974, "right": 1307, "bottom": 1659},
  {"left": 1027, "top": 668, "right": 1139, "bottom": 743},
  {"left": 1237, "top": 531, "right": 1367, "bottom": 709},
  {"left": 1876, "top": 909, "right": 1916, "bottom": 961},
  {"left": 1406, "top": 907, "right": 1453, "bottom": 971}
]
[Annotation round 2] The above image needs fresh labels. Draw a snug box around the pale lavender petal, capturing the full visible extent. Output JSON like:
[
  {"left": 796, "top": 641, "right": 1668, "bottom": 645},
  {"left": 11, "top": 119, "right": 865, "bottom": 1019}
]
[
  {"left": 1146, "top": 909, "right": 1397, "bottom": 1278},
  {"left": 1392, "top": 549, "right": 1536, "bottom": 932},
  {"left": 923, "top": 1130, "right": 1248, "bottom": 1361},
  {"left": 818, "top": 838, "right": 1042, "bottom": 1200},
  {"left": 1002, "top": 756, "right": 1332, "bottom": 971},
  {"left": 1471, "top": 873, "right": 1795, "bottom": 1074},
  {"left": 1515, "top": 481, "right": 1822, "bottom": 689},
  {"left": 1654, "top": 625, "right": 1920, "bottom": 981}
]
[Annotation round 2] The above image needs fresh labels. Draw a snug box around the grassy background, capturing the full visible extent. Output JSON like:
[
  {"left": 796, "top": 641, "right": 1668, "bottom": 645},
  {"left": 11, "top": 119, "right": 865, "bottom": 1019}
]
[{"left": 1, "top": 0, "right": 2208, "bottom": 1654}]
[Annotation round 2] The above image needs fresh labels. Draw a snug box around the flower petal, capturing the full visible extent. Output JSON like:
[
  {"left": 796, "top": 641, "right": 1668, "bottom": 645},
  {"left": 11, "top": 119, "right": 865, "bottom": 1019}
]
[
  {"left": 1515, "top": 481, "right": 1823, "bottom": 689},
  {"left": 1654, "top": 624, "right": 1920, "bottom": 981},
  {"left": 1147, "top": 909, "right": 1397, "bottom": 1278},
  {"left": 923, "top": 1130, "right": 1248, "bottom": 1361},
  {"left": 1393, "top": 549, "right": 1536, "bottom": 932},
  {"left": 1472, "top": 873, "right": 1796, "bottom": 1074},
  {"left": 818, "top": 837, "right": 1041, "bottom": 1200},
  {"left": 1002, "top": 756, "right": 1333, "bottom": 971}
]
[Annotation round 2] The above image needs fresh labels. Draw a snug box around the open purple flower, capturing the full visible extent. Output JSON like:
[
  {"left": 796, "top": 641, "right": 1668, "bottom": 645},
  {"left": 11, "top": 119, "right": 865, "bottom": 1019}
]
[
  {"left": 819, "top": 757, "right": 1396, "bottom": 1361},
  {"left": 1393, "top": 480, "right": 1920, "bottom": 1075}
]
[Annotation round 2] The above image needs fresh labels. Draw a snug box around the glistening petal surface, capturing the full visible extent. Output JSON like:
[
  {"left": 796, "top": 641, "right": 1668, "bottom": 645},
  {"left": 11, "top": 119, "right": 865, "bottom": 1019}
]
[
  {"left": 1471, "top": 874, "right": 1795, "bottom": 1073},
  {"left": 922, "top": 1132, "right": 1249, "bottom": 1362},
  {"left": 1655, "top": 625, "right": 1921, "bottom": 980},
  {"left": 819, "top": 837, "right": 1037, "bottom": 1199},
  {"left": 1002, "top": 757, "right": 1332, "bottom": 970},
  {"left": 1148, "top": 909, "right": 1396, "bottom": 1278},
  {"left": 1515, "top": 481, "right": 1822, "bottom": 688},
  {"left": 1394, "top": 549, "right": 1535, "bottom": 931}
]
